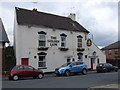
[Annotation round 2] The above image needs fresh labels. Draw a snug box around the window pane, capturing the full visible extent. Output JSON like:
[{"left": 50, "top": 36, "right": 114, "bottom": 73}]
[
  {"left": 39, "top": 34, "right": 45, "bottom": 41},
  {"left": 61, "top": 36, "right": 66, "bottom": 41},
  {"left": 114, "top": 49, "right": 119, "bottom": 54},
  {"left": 27, "top": 66, "right": 34, "bottom": 70},
  {"left": 18, "top": 66, "right": 24, "bottom": 70},
  {"left": 108, "top": 50, "right": 112, "bottom": 54},
  {"left": 77, "top": 37, "right": 82, "bottom": 48},
  {"left": 39, "top": 41, "right": 46, "bottom": 47},
  {"left": 61, "top": 42, "right": 65, "bottom": 47},
  {"left": 39, "top": 56, "right": 45, "bottom": 61},
  {"left": 38, "top": 62, "right": 46, "bottom": 67},
  {"left": 78, "top": 38, "right": 82, "bottom": 42},
  {"left": 78, "top": 43, "right": 82, "bottom": 47}
]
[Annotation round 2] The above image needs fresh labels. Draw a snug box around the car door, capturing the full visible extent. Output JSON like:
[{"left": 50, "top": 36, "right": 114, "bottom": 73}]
[
  {"left": 108, "top": 64, "right": 114, "bottom": 71},
  {"left": 70, "top": 62, "right": 78, "bottom": 73},
  {"left": 24, "top": 66, "right": 36, "bottom": 77},
  {"left": 76, "top": 62, "right": 84, "bottom": 72},
  {"left": 17, "top": 65, "right": 27, "bottom": 77}
]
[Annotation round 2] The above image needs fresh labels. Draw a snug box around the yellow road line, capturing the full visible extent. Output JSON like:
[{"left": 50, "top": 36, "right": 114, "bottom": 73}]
[{"left": 90, "top": 84, "right": 118, "bottom": 88}]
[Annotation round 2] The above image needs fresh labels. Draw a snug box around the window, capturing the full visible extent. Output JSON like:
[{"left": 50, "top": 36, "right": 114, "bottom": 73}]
[
  {"left": 60, "top": 33, "right": 67, "bottom": 48},
  {"left": 38, "top": 31, "right": 46, "bottom": 47},
  {"left": 27, "top": 66, "right": 35, "bottom": 70},
  {"left": 108, "top": 50, "right": 112, "bottom": 55},
  {"left": 18, "top": 66, "right": 24, "bottom": 70},
  {"left": 38, "top": 55, "right": 46, "bottom": 68},
  {"left": 39, "top": 34, "right": 46, "bottom": 47},
  {"left": 76, "top": 62, "right": 83, "bottom": 65},
  {"left": 71, "top": 62, "right": 76, "bottom": 66},
  {"left": 114, "top": 49, "right": 119, "bottom": 54},
  {"left": 61, "top": 36, "right": 66, "bottom": 47},
  {"left": 77, "top": 35, "right": 83, "bottom": 48}
]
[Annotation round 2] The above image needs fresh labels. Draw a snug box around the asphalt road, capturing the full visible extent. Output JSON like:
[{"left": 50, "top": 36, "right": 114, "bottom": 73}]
[{"left": 2, "top": 71, "right": 119, "bottom": 88}]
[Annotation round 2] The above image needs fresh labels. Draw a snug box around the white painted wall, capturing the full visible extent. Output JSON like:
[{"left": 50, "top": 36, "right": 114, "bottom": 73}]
[
  {"left": 83, "top": 43, "right": 106, "bottom": 69},
  {"left": 14, "top": 14, "right": 106, "bottom": 72}
]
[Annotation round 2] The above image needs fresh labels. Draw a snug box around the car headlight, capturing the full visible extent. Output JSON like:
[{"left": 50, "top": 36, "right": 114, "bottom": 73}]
[
  {"left": 59, "top": 68, "right": 64, "bottom": 70},
  {"left": 103, "top": 68, "right": 106, "bottom": 69}
]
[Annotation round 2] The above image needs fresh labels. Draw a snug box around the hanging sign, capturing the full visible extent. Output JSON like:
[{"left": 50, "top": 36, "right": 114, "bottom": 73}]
[{"left": 87, "top": 39, "right": 92, "bottom": 46}]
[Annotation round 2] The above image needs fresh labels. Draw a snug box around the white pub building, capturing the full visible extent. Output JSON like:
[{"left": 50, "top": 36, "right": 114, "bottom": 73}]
[{"left": 14, "top": 7, "right": 106, "bottom": 72}]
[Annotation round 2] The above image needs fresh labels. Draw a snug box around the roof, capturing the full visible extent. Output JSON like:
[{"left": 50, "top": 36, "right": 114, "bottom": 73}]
[
  {"left": 101, "top": 41, "right": 120, "bottom": 50},
  {"left": 0, "top": 18, "right": 9, "bottom": 43},
  {"left": 15, "top": 7, "right": 89, "bottom": 33}
]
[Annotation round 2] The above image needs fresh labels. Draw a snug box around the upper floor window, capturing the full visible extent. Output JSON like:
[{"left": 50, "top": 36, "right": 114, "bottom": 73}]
[
  {"left": 38, "top": 31, "right": 46, "bottom": 47},
  {"left": 77, "top": 35, "right": 83, "bottom": 48},
  {"left": 108, "top": 50, "right": 112, "bottom": 55},
  {"left": 60, "top": 33, "right": 67, "bottom": 47},
  {"left": 114, "top": 49, "right": 119, "bottom": 54}
]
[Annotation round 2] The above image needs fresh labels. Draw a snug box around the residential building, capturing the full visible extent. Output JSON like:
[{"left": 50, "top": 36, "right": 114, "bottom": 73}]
[
  {"left": 101, "top": 41, "right": 120, "bottom": 68},
  {"left": 0, "top": 18, "right": 9, "bottom": 73},
  {"left": 14, "top": 7, "right": 106, "bottom": 72}
]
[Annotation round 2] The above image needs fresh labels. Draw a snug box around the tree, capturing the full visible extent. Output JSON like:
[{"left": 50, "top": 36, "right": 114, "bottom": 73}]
[{"left": 5, "top": 46, "right": 16, "bottom": 71}]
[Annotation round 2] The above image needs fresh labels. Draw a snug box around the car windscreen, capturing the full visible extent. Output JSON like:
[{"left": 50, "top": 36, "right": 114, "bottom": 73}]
[
  {"left": 98, "top": 64, "right": 105, "bottom": 67},
  {"left": 61, "top": 62, "right": 71, "bottom": 67}
]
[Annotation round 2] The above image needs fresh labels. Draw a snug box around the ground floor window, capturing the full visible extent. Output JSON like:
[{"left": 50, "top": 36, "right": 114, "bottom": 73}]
[{"left": 38, "top": 55, "right": 46, "bottom": 68}]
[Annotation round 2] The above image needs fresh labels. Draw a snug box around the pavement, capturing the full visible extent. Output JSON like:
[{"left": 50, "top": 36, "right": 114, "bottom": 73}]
[{"left": 90, "top": 84, "right": 119, "bottom": 89}]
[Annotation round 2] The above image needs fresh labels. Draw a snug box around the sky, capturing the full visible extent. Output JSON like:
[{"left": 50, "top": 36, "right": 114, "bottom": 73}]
[{"left": 0, "top": 0, "right": 119, "bottom": 48}]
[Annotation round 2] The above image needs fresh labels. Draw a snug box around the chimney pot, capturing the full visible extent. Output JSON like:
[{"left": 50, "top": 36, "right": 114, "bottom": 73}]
[
  {"left": 32, "top": 8, "right": 37, "bottom": 11},
  {"left": 68, "top": 13, "right": 76, "bottom": 21}
]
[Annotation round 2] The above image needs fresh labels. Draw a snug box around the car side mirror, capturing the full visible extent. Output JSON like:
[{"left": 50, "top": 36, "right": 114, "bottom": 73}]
[{"left": 69, "top": 65, "right": 72, "bottom": 67}]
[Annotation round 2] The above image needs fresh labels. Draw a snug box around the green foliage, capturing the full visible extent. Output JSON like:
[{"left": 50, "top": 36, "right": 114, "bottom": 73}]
[{"left": 5, "top": 46, "right": 16, "bottom": 71}]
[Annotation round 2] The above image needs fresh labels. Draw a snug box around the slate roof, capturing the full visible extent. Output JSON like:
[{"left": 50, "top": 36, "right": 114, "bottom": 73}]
[
  {"left": 101, "top": 41, "right": 120, "bottom": 50},
  {"left": 15, "top": 7, "right": 89, "bottom": 33},
  {"left": 0, "top": 18, "right": 9, "bottom": 43}
]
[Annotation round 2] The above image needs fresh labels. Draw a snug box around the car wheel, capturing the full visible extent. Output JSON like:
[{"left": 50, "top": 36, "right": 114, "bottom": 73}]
[
  {"left": 64, "top": 70, "right": 71, "bottom": 76},
  {"left": 82, "top": 69, "right": 87, "bottom": 75},
  {"left": 12, "top": 75, "right": 19, "bottom": 81},
  {"left": 97, "top": 70, "right": 100, "bottom": 73},
  {"left": 38, "top": 73, "right": 43, "bottom": 79},
  {"left": 115, "top": 69, "right": 118, "bottom": 72}
]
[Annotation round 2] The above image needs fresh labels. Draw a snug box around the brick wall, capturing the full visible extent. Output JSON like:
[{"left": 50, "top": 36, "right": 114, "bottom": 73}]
[{"left": 102, "top": 49, "right": 120, "bottom": 60}]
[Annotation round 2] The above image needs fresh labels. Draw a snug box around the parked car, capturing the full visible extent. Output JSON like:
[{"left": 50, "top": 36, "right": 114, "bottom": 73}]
[
  {"left": 96, "top": 63, "right": 118, "bottom": 73},
  {"left": 55, "top": 61, "right": 88, "bottom": 76},
  {"left": 8, "top": 65, "right": 44, "bottom": 80}
]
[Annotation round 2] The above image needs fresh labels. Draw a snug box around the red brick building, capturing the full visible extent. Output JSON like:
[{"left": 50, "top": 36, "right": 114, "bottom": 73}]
[{"left": 101, "top": 41, "right": 120, "bottom": 68}]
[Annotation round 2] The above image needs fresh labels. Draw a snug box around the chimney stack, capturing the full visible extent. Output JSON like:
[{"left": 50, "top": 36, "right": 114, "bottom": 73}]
[{"left": 68, "top": 13, "right": 76, "bottom": 21}]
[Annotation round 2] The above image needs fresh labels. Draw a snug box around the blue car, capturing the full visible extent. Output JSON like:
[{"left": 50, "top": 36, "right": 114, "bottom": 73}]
[{"left": 55, "top": 61, "right": 88, "bottom": 76}]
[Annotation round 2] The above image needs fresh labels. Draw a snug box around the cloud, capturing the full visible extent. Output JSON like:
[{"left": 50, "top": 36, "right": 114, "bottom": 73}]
[{"left": 0, "top": 1, "right": 119, "bottom": 47}]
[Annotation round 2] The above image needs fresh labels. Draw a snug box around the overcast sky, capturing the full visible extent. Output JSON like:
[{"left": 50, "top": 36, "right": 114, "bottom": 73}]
[{"left": 0, "top": 0, "right": 119, "bottom": 48}]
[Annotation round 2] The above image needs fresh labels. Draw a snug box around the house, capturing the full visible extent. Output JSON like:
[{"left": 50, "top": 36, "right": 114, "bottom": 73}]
[
  {"left": 0, "top": 18, "right": 9, "bottom": 73},
  {"left": 14, "top": 7, "right": 106, "bottom": 72},
  {"left": 101, "top": 41, "right": 120, "bottom": 68}
]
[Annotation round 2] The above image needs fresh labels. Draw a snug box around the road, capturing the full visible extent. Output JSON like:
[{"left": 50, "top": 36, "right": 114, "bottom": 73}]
[{"left": 2, "top": 71, "right": 119, "bottom": 89}]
